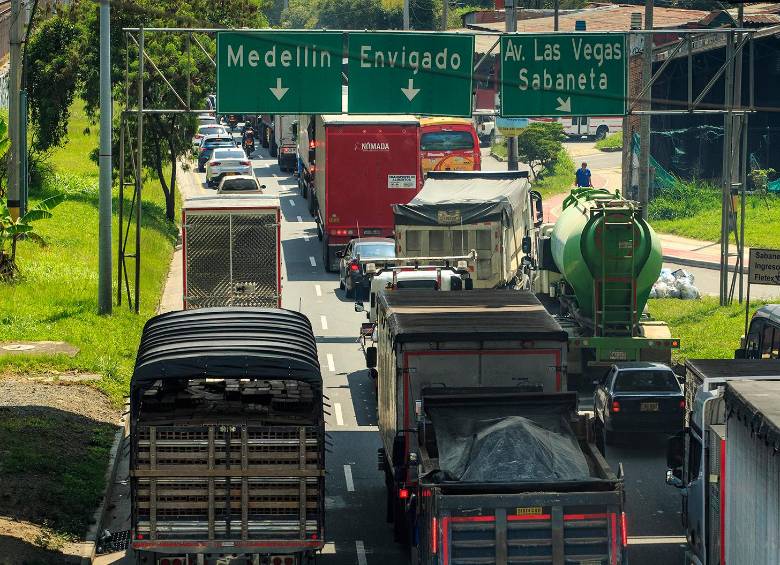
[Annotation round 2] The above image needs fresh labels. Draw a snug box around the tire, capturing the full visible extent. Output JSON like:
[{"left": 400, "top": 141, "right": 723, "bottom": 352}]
[
  {"left": 594, "top": 421, "right": 606, "bottom": 456},
  {"left": 605, "top": 427, "right": 616, "bottom": 446},
  {"left": 345, "top": 278, "right": 355, "bottom": 298},
  {"left": 339, "top": 277, "right": 345, "bottom": 290},
  {"left": 595, "top": 125, "right": 609, "bottom": 141},
  {"left": 270, "top": 138, "right": 278, "bottom": 158},
  {"left": 308, "top": 190, "right": 317, "bottom": 217}
]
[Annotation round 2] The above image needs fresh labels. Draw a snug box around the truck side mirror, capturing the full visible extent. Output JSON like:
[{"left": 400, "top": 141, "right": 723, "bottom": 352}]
[
  {"left": 365, "top": 346, "right": 377, "bottom": 369},
  {"left": 666, "top": 469, "right": 684, "bottom": 489},
  {"left": 522, "top": 235, "right": 532, "bottom": 254},
  {"left": 354, "top": 302, "right": 365, "bottom": 313},
  {"left": 530, "top": 190, "right": 544, "bottom": 227},
  {"left": 335, "top": 249, "right": 345, "bottom": 258},
  {"left": 464, "top": 277, "right": 474, "bottom": 291}
]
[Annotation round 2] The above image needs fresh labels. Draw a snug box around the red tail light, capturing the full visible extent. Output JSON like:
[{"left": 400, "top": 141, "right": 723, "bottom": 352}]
[
  {"left": 398, "top": 488, "right": 409, "bottom": 499},
  {"left": 679, "top": 399, "right": 686, "bottom": 410},
  {"left": 611, "top": 400, "right": 621, "bottom": 413},
  {"left": 431, "top": 517, "right": 438, "bottom": 554},
  {"left": 310, "top": 165, "right": 316, "bottom": 173},
  {"left": 350, "top": 262, "right": 360, "bottom": 272},
  {"left": 239, "top": 160, "right": 251, "bottom": 166},
  {"left": 309, "top": 140, "right": 315, "bottom": 149},
  {"left": 621, "top": 512, "right": 628, "bottom": 546},
  {"left": 210, "top": 161, "right": 222, "bottom": 167}
]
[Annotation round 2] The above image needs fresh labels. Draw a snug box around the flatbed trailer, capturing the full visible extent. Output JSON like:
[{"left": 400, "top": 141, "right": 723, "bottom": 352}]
[{"left": 130, "top": 308, "right": 325, "bottom": 564}]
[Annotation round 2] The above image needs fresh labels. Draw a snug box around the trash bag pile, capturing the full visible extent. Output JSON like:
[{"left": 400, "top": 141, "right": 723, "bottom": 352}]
[{"left": 650, "top": 268, "right": 700, "bottom": 300}]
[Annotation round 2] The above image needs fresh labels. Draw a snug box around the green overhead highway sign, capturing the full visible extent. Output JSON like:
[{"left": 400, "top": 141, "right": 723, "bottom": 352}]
[
  {"left": 347, "top": 32, "right": 474, "bottom": 117},
  {"left": 216, "top": 31, "right": 343, "bottom": 114},
  {"left": 500, "top": 33, "right": 627, "bottom": 118}
]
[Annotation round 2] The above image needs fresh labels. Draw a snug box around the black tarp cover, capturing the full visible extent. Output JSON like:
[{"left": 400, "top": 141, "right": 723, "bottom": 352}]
[
  {"left": 725, "top": 380, "right": 780, "bottom": 452},
  {"left": 131, "top": 308, "right": 321, "bottom": 391},
  {"left": 393, "top": 171, "right": 530, "bottom": 226}
]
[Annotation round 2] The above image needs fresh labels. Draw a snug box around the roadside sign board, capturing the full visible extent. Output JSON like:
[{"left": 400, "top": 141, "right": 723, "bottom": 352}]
[
  {"left": 496, "top": 117, "right": 529, "bottom": 135},
  {"left": 500, "top": 33, "right": 627, "bottom": 117},
  {"left": 216, "top": 31, "right": 343, "bottom": 114},
  {"left": 348, "top": 32, "right": 474, "bottom": 116},
  {"left": 748, "top": 248, "right": 780, "bottom": 286}
]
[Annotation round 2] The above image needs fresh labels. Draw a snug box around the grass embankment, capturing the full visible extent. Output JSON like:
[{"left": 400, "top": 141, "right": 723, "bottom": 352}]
[
  {"left": 0, "top": 102, "right": 179, "bottom": 401},
  {"left": 649, "top": 178, "right": 780, "bottom": 248},
  {"left": 489, "top": 143, "right": 575, "bottom": 199},
  {"left": 0, "top": 102, "right": 178, "bottom": 541},
  {"left": 595, "top": 131, "right": 622, "bottom": 152},
  {"left": 648, "top": 297, "right": 769, "bottom": 363},
  {"left": 490, "top": 140, "right": 507, "bottom": 161}
]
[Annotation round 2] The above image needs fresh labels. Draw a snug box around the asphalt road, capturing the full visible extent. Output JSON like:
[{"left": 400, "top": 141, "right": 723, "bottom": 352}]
[{"left": 231, "top": 147, "right": 685, "bottom": 564}]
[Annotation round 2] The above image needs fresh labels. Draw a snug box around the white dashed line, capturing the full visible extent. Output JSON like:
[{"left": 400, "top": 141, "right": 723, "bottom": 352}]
[
  {"left": 326, "top": 353, "right": 335, "bottom": 373},
  {"left": 356, "top": 540, "right": 367, "bottom": 565},
  {"left": 309, "top": 256, "right": 316, "bottom": 267},
  {"left": 304, "top": 234, "right": 310, "bottom": 242},
  {"left": 315, "top": 284, "right": 322, "bottom": 296},
  {"left": 321, "top": 542, "right": 336, "bottom": 554},
  {"left": 334, "top": 402, "right": 344, "bottom": 426},
  {"left": 343, "top": 464, "right": 355, "bottom": 492},
  {"left": 320, "top": 315, "right": 328, "bottom": 330},
  {"left": 289, "top": 199, "right": 295, "bottom": 206},
  {"left": 297, "top": 215, "right": 303, "bottom": 222}
]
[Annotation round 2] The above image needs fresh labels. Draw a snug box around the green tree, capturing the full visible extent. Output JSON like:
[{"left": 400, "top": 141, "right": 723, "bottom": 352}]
[
  {"left": 516, "top": 122, "right": 566, "bottom": 179},
  {"left": 281, "top": 0, "right": 320, "bottom": 28},
  {"left": 26, "top": 14, "right": 83, "bottom": 154},
  {"left": 319, "top": 0, "right": 391, "bottom": 29},
  {"left": 411, "top": 0, "right": 434, "bottom": 30}
]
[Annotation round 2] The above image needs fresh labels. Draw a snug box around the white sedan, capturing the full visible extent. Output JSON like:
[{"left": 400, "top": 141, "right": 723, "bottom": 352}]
[
  {"left": 205, "top": 148, "right": 253, "bottom": 188},
  {"left": 191, "top": 124, "right": 229, "bottom": 152}
]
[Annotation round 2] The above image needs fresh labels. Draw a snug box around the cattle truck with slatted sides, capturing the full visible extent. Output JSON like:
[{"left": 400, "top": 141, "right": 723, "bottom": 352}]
[
  {"left": 368, "top": 288, "right": 627, "bottom": 563},
  {"left": 130, "top": 308, "right": 324, "bottom": 565},
  {"left": 182, "top": 195, "right": 281, "bottom": 309}
]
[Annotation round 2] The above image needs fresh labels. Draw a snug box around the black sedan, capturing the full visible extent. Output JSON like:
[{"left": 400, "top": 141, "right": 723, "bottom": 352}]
[
  {"left": 593, "top": 362, "right": 684, "bottom": 445},
  {"left": 337, "top": 238, "right": 395, "bottom": 299}
]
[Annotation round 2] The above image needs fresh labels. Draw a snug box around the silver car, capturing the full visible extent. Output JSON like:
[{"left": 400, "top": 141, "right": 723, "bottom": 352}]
[
  {"left": 205, "top": 148, "right": 253, "bottom": 187},
  {"left": 192, "top": 124, "right": 229, "bottom": 152}
]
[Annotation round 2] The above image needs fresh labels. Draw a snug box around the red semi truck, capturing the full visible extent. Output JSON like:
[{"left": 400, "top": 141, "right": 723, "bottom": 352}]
[{"left": 302, "top": 114, "right": 422, "bottom": 271}]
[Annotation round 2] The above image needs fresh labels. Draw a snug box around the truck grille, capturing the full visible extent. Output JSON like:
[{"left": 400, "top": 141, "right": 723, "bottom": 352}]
[
  {"left": 185, "top": 212, "right": 278, "bottom": 309},
  {"left": 447, "top": 511, "right": 614, "bottom": 564},
  {"left": 133, "top": 425, "right": 323, "bottom": 541}
]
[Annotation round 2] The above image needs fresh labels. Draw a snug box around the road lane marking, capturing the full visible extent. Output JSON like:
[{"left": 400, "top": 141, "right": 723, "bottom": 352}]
[
  {"left": 320, "top": 315, "right": 328, "bottom": 330},
  {"left": 356, "top": 540, "right": 367, "bottom": 565},
  {"left": 289, "top": 199, "right": 295, "bottom": 206},
  {"left": 297, "top": 215, "right": 303, "bottom": 222},
  {"left": 326, "top": 353, "right": 335, "bottom": 372},
  {"left": 628, "top": 536, "right": 687, "bottom": 545},
  {"left": 315, "top": 284, "right": 322, "bottom": 296},
  {"left": 334, "top": 403, "right": 344, "bottom": 426},
  {"left": 304, "top": 234, "right": 310, "bottom": 242},
  {"left": 309, "top": 256, "right": 316, "bottom": 267},
  {"left": 343, "top": 464, "right": 355, "bottom": 492},
  {"left": 321, "top": 542, "right": 336, "bottom": 554}
]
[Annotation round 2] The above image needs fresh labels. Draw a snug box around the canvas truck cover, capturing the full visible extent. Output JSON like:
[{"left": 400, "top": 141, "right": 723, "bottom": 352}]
[
  {"left": 393, "top": 170, "right": 530, "bottom": 226},
  {"left": 131, "top": 307, "right": 321, "bottom": 409},
  {"left": 377, "top": 288, "right": 568, "bottom": 344}
]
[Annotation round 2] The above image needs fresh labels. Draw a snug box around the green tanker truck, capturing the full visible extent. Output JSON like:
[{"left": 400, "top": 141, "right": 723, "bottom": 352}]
[{"left": 533, "top": 188, "right": 679, "bottom": 377}]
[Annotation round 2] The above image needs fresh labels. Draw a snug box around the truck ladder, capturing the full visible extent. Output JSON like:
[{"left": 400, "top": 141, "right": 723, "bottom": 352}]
[{"left": 594, "top": 204, "right": 637, "bottom": 338}]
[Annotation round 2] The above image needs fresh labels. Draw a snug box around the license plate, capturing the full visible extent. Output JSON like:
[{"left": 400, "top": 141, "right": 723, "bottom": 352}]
[
  {"left": 641, "top": 402, "right": 659, "bottom": 412},
  {"left": 515, "top": 506, "right": 543, "bottom": 516},
  {"left": 609, "top": 350, "right": 628, "bottom": 361},
  {"left": 225, "top": 172, "right": 237, "bottom": 176}
]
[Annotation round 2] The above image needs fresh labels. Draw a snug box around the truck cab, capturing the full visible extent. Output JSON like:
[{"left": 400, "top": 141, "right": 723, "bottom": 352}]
[{"left": 665, "top": 359, "right": 780, "bottom": 565}]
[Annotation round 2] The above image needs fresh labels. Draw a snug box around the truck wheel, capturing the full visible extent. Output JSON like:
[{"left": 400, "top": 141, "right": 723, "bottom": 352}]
[
  {"left": 270, "top": 138, "right": 278, "bottom": 158},
  {"left": 605, "top": 426, "right": 616, "bottom": 446},
  {"left": 345, "top": 279, "right": 355, "bottom": 298},
  {"left": 300, "top": 177, "right": 308, "bottom": 199},
  {"left": 594, "top": 421, "right": 606, "bottom": 455},
  {"left": 595, "top": 125, "right": 609, "bottom": 140},
  {"left": 308, "top": 191, "right": 316, "bottom": 217}
]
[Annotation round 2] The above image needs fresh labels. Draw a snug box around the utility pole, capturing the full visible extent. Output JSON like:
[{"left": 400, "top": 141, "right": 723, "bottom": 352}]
[
  {"left": 442, "top": 0, "right": 448, "bottom": 31},
  {"left": 505, "top": 0, "right": 518, "bottom": 171},
  {"left": 554, "top": 0, "right": 559, "bottom": 31},
  {"left": 98, "top": 0, "right": 112, "bottom": 314},
  {"left": 403, "top": 0, "right": 409, "bottom": 30},
  {"left": 637, "top": 0, "right": 653, "bottom": 220},
  {"left": 7, "top": 0, "right": 23, "bottom": 220}
]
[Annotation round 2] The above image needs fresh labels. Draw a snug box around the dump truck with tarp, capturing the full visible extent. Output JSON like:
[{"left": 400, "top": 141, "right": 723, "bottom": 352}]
[
  {"left": 534, "top": 188, "right": 678, "bottom": 377},
  {"left": 413, "top": 389, "right": 627, "bottom": 565},
  {"left": 369, "top": 289, "right": 571, "bottom": 548},
  {"left": 130, "top": 308, "right": 325, "bottom": 565},
  {"left": 182, "top": 195, "right": 281, "bottom": 310},
  {"left": 393, "top": 171, "right": 542, "bottom": 288}
]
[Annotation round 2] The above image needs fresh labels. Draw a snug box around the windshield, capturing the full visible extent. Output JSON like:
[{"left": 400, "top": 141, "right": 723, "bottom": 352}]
[
  {"left": 199, "top": 126, "right": 225, "bottom": 136},
  {"left": 213, "top": 149, "right": 246, "bottom": 160},
  {"left": 204, "top": 138, "right": 233, "bottom": 147},
  {"left": 221, "top": 177, "right": 258, "bottom": 191},
  {"left": 613, "top": 370, "right": 680, "bottom": 393},
  {"left": 355, "top": 243, "right": 395, "bottom": 258},
  {"left": 420, "top": 130, "right": 475, "bottom": 151}
]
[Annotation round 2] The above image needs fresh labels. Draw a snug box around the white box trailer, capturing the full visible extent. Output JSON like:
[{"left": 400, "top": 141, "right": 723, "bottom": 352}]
[
  {"left": 393, "top": 171, "right": 540, "bottom": 288},
  {"left": 724, "top": 380, "right": 780, "bottom": 565},
  {"left": 182, "top": 195, "right": 281, "bottom": 309}
]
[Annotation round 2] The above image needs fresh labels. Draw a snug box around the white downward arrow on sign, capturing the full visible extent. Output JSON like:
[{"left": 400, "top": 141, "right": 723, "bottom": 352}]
[
  {"left": 556, "top": 96, "right": 572, "bottom": 113},
  {"left": 401, "top": 78, "right": 421, "bottom": 102},
  {"left": 270, "top": 77, "right": 289, "bottom": 101}
]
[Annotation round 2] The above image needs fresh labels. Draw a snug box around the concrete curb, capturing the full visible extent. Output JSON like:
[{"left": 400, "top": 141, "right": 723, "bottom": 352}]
[
  {"left": 663, "top": 254, "right": 740, "bottom": 272},
  {"left": 81, "top": 406, "right": 129, "bottom": 565},
  {"left": 490, "top": 151, "right": 506, "bottom": 162}
]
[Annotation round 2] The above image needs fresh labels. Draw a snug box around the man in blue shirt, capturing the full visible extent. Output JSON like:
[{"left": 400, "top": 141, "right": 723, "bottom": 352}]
[{"left": 575, "top": 162, "right": 592, "bottom": 187}]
